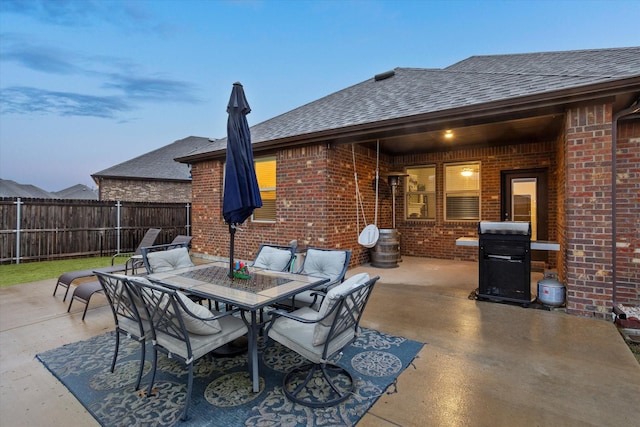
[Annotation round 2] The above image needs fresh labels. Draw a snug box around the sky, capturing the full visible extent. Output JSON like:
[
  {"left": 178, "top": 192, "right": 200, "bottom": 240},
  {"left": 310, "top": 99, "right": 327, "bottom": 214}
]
[{"left": 1, "top": 0, "right": 638, "bottom": 192}]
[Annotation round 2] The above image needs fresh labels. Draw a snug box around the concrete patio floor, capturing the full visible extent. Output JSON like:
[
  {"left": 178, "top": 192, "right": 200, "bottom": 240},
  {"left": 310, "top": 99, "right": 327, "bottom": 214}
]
[{"left": 1, "top": 257, "right": 639, "bottom": 426}]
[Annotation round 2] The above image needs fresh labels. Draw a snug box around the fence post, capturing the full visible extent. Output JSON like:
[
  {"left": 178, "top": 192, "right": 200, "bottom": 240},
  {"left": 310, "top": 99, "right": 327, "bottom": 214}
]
[
  {"left": 15, "top": 197, "right": 22, "bottom": 264},
  {"left": 186, "top": 203, "right": 191, "bottom": 235},
  {"left": 116, "top": 200, "right": 122, "bottom": 254}
]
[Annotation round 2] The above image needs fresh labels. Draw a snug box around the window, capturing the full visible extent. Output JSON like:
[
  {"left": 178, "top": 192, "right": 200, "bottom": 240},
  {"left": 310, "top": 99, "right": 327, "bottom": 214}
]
[
  {"left": 405, "top": 166, "right": 436, "bottom": 220},
  {"left": 445, "top": 163, "right": 480, "bottom": 221},
  {"left": 252, "top": 157, "right": 276, "bottom": 222}
]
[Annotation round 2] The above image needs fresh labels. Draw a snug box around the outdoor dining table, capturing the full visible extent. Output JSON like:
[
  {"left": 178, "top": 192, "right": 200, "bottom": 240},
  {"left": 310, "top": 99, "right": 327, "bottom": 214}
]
[{"left": 146, "top": 260, "right": 329, "bottom": 393}]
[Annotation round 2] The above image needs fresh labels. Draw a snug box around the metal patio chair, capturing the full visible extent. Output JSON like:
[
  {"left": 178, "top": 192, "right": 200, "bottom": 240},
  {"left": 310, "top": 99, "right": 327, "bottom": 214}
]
[
  {"left": 128, "top": 277, "right": 247, "bottom": 421},
  {"left": 95, "top": 272, "right": 149, "bottom": 390},
  {"left": 139, "top": 242, "right": 215, "bottom": 309},
  {"left": 287, "top": 247, "right": 352, "bottom": 309},
  {"left": 265, "top": 273, "right": 379, "bottom": 407}
]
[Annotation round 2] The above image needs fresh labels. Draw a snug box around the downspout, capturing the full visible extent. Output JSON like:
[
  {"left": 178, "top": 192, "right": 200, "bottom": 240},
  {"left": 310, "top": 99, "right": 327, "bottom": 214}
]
[{"left": 611, "top": 97, "right": 640, "bottom": 304}]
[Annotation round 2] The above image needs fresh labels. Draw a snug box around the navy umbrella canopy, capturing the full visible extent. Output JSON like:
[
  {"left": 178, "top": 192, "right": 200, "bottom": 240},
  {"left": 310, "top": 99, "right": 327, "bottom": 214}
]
[{"left": 223, "top": 82, "right": 262, "bottom": 277}]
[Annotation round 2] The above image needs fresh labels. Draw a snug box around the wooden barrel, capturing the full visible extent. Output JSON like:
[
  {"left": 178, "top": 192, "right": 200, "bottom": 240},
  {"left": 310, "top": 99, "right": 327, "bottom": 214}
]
[{"left": 370, "top": 228, "right": 400, "bottom": 268}]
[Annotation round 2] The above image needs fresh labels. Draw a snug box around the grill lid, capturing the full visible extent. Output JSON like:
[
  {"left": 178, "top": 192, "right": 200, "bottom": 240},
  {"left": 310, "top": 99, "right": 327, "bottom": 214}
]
[{"left": 478, "top": 221, "right": 531, "bottom": 235}]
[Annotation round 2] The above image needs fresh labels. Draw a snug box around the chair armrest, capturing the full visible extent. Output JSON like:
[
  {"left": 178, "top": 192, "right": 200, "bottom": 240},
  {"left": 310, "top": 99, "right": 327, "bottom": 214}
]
[
  {"left": 290, "top": 290, "right": 326, "bottom": 308},
  {"left": 266, "top": 308, "right": 319, "bottom": 324},
  {"left": 310, "top": 290, "right": 327, "bottom": 302},
  {"left": 111, "top": 252, "right": 134, "bottom": 265}
]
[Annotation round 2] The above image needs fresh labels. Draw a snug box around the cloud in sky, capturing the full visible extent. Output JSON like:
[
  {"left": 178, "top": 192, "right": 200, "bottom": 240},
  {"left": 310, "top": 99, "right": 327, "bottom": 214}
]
[
  {"left": 1, "top": 39, "right": 81, "bottom": 74},
  {"left": 2, "top": 0, "right": 152, "bottom": 30},
  {"left": 1, "top": 86, "right": 131, "bottom": 118},
  {"left": 102, "top": 75, "right": 201, "bottom": 103},
  {"left": 0, "top": 36, "right": 201, "bottom": 118},
  {"left": 0, "top": 0, "right": 195, "bottom": 119}
]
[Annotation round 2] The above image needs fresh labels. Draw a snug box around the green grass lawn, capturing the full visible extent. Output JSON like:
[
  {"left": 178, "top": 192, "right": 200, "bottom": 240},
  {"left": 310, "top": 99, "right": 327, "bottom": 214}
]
[{"left": 0, "top": 257, "right": 120, "bottom": 287}]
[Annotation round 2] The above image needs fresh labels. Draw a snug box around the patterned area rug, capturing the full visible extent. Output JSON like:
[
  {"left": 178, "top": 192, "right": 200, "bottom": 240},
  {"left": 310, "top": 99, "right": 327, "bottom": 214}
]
[{"left": 37, "top": 328, "right": 423, "bottom": 426}]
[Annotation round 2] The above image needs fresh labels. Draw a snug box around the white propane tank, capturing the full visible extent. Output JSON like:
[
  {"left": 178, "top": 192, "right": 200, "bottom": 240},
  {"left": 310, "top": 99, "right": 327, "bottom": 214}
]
[{"left": 537, "top": 271, "right": 565, "bottom": 307}]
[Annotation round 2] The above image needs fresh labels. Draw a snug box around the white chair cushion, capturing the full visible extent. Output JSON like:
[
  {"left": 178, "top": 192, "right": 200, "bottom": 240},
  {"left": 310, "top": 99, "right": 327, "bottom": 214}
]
[
  {"left": 302, "top": 249, "right": 346, "bottom": 283},
  {"left": 268, "top": 307, "right": 356, "bottom": 364},
  {"left": 157, "top": 314, "right": 247, "bottom": 361},
  {"left": 128, "top": 276, "right": 221, "bottom": 335},
  {"left": 174, "top": 291, "right": 222, "bottom": 335},
  {"left": 147, "top": 247, "right": 194, "bottom": 273},
  {"left": 253, "top": 246, "right": 292, "bottom": 271},
  {"left": 312, "top": 273, "right": 369, "bottom": 346}
]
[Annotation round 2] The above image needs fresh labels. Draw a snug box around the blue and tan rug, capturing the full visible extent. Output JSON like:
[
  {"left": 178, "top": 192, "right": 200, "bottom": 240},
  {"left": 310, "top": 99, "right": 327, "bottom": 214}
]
[{"left": 36, "top": 328, "right": 423, "bottom": 426}]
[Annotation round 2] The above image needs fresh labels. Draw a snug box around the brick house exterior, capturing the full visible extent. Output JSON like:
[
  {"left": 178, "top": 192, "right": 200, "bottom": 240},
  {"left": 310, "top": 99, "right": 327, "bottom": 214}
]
[
  {"left": 97, "top": 178, "right": 191, "bottom": 203},
  {"left": 179, "top": 48, "right": 639, "bottom": 319},
  {"left": 92, "top": 136, "right": 211, "bottom": 202}
]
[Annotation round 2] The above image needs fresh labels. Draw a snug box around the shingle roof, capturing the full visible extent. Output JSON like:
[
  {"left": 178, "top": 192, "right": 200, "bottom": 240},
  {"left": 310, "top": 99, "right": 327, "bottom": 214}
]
[
  {"left": 183, "top": 47, "right": 640, "bottom": 159},
  {"left": 0, "top": 178, "right": 55, "bottom": 198},
  {"left": 445, "top": 47, "right": 640, "bottom": 77},
  {"left": 52, "top": 184, "right": 98, "bottom": 200},
  {"left": 0, "top": 180, "right": 102, "bottom": 199},
  {"left": 92, "top": 136, "right": 212, "bottom": 180}
]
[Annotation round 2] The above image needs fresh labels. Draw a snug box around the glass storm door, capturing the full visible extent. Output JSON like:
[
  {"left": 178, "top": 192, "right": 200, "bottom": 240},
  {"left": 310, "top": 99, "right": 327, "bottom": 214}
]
[
  {"left": 512, "top": 178, "right": 537, "bottom": 239},
  {"left": 502, "top": 169, "right": 548, "bottom": 262}
]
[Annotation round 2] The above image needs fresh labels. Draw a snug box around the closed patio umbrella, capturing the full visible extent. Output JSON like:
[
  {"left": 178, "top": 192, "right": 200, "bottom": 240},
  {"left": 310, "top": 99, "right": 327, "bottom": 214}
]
[{"left": 223, "top": 82, "right": 262, "bottom": 278}]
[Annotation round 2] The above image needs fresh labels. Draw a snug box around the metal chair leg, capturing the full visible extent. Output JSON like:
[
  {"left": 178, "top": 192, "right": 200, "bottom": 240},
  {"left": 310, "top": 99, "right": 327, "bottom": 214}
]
[{"left": 134, "top": 339, "right": 145, "bottom": 391}]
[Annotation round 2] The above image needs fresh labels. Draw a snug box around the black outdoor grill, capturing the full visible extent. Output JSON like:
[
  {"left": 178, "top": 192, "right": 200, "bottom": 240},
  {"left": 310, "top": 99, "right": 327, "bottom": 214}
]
[{"left": 477, "top": 221, "right": 532, "bottom": 305}]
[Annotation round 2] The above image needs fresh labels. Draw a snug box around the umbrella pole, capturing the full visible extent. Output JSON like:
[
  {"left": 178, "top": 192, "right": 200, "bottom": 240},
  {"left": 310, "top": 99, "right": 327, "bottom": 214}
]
[{"left": 229, "top": 224, "right": 235, "bottom": 279}]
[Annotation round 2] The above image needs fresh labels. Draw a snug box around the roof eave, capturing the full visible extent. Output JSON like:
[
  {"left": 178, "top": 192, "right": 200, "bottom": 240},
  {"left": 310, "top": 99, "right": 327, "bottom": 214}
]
[{"left": 91, "top": 174, "right": 191, "bottom": 183}]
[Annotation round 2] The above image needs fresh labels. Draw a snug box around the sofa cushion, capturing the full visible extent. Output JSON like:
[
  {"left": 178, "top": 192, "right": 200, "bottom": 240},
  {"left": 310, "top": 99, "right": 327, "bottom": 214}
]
[{"left": 312, "top": 272, "right": 369, "bottom": 346}]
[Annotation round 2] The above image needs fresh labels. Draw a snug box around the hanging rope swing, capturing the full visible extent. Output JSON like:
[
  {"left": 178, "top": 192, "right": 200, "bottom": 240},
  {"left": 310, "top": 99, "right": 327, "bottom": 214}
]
[{"left": 353, "top": 142, "right": 380, "bottom": 248}]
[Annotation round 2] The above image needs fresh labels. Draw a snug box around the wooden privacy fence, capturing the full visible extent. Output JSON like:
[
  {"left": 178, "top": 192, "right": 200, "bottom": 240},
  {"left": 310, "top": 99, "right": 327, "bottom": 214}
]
[{"left": 0, "top": 198, "right": 191, "bottom": 264}]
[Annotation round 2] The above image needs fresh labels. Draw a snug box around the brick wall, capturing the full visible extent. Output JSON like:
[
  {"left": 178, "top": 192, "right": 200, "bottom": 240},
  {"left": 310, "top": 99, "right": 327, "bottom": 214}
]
[
  {"left": 190, "top": 145, "right": 347, "bottom": 263},
  {"left": 564, "top": 103, "right": 614, "bottom": 318},
  {"left": 189, "top": 144, "right": 392, "bottom": 268},
  {"left": 614, "top": 118, "right": 640, "bottom": 306},
  {"left": 190, "top": 159, "right": 225, "bottom": 257},
  {"left": 189, "top": 141, "right": 558, "bottom": 268},
  {"left": 327, "top": 143, "right": 393, "bottom": 266},
  {"left": 392, "top": 141, "right": 557, "bottom": 263},
  {"left": 99, "top": 178, "right": 191, "bottom": 203}
]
